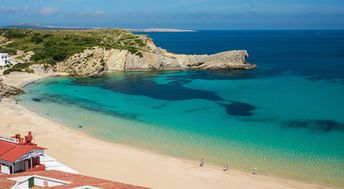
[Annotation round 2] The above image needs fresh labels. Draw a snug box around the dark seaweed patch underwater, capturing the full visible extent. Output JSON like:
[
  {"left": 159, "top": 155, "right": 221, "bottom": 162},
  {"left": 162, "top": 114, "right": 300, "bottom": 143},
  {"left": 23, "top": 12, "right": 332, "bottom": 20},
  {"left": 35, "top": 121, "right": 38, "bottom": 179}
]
[{"left": 72, "top": 72, "right": 257, "bottom": 117}]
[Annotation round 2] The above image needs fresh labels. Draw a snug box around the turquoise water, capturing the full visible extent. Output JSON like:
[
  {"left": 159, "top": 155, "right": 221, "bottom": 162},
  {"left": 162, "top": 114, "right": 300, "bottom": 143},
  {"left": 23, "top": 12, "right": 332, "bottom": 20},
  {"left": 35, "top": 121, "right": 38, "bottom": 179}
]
[{"left": 18, "top": 31, "right": 344, "bottom": 187}]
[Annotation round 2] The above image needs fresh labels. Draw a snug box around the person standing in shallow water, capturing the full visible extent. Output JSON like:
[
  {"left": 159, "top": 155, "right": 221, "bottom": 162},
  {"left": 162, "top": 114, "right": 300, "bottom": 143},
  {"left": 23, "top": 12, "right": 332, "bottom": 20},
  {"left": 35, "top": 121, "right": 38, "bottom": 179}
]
[{"left": 200, "top": 158, "right": 204, "bottom": 167}]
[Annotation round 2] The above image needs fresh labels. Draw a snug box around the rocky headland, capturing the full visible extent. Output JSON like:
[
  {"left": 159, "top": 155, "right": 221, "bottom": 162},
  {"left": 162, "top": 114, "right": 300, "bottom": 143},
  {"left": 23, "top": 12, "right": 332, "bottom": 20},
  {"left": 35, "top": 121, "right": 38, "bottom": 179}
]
[
  {"left": 57, "top": 47, "right": 255, "bottom": 76},
  {"left": 56, "top": 29, "right": 255, "bottom": 76}
]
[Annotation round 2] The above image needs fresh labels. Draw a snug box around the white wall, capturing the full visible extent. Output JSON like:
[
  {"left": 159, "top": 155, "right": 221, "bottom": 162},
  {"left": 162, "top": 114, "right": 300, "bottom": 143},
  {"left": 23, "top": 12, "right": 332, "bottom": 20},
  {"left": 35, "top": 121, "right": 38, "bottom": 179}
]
[
  {"left": 33, "top": 177, "right": 67, "bottom": 187},
  {"left": 1, "top": 164, "right": 10, "bottom": 174},
  {"left": 10, "top": 176, "right": 70, "bottom": 189},
  {"left": 12, "top": 180, "right": 29, "bottom": 189},
  {"left": 0, "top": 60, "right": 7, "bottom": 66},
  {"left": 0, "top": 53, "right": 11, "bottom": 66}
]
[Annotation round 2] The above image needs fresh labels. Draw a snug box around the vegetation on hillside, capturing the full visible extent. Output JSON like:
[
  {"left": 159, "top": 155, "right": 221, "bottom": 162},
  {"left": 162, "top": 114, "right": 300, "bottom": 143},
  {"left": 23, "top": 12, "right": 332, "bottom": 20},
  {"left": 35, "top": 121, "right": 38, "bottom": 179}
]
[
  {"left": 3, "top": 63, "right": 34, "bottom": 75},
  {"left": 0, "top": 29, "right": 149, "bottom": 74}
]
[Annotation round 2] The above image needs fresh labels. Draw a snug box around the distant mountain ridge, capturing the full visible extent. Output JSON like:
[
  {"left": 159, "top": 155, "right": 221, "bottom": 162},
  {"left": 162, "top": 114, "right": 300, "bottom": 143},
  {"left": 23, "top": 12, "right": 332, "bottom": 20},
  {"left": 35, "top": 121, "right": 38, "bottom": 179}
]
[
  {"left": 2, "top": 24, "right": 196, "bottom": 32},
  {"left": 2, "top": 23, "right": 90, "bottom": 30}
]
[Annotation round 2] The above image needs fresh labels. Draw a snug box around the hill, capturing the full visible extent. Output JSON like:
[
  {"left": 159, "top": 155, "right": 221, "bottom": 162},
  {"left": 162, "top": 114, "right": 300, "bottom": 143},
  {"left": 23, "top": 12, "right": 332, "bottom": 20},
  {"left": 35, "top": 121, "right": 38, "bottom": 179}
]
[{"left": 0, "top": 28, "right": 149, "bottom": 74}]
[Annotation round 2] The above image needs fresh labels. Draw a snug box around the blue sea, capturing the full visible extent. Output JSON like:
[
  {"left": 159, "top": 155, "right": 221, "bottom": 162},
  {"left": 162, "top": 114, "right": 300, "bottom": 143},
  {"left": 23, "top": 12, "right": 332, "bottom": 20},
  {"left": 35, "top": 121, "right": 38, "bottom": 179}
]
[{"left": 18, "top": 30, "right": 344, "bottom": 187}]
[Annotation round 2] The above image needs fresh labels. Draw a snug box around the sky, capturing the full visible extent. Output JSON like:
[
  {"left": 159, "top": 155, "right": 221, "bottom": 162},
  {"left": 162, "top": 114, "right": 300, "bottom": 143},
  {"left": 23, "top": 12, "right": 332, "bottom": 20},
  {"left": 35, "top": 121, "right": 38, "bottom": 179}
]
[{"left": 0, "top": 0, "right": 343, "bottom": 29}]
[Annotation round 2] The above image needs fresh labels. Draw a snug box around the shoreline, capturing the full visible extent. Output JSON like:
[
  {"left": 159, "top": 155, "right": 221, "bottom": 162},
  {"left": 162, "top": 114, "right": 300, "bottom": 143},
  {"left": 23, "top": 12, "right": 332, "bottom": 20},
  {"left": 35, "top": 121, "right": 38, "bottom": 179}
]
[{"left": 0, "top": 72, "right": 338, "bottom": 189}]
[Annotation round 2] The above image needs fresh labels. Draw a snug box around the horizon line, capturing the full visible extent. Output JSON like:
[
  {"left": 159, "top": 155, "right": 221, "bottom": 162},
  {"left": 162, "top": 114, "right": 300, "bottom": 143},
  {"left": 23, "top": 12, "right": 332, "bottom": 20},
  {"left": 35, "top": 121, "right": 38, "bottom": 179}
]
[{"left": 1, "top": 23, "right": 344, "bottom": 31}]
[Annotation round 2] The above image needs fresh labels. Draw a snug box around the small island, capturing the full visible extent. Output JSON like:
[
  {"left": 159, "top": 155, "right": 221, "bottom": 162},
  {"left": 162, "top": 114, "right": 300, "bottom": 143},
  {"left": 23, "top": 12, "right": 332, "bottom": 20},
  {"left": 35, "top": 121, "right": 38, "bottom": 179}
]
[{"left": 126, "top": 28, "right": 197, "bottom": 32}]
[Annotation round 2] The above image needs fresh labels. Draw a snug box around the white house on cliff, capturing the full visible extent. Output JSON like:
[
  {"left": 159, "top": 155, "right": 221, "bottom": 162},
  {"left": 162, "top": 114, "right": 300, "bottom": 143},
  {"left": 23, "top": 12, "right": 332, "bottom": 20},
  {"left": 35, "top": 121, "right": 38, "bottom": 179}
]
[{"left": 0, "top": 53, "right": 11, "bottom": 66}]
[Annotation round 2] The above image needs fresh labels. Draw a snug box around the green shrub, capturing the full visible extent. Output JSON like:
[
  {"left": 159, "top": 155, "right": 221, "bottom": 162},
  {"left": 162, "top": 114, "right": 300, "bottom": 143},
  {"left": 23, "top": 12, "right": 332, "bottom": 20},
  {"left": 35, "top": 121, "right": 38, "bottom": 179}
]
[
  {"left": 4, "top": 63, "right": 12, "bottom": 68},
  {"left": 3, "top": 29, "right": 27, "bottom": 39},
  {"left": 3, "top": 69, "right": 10, "bottom": 75},
  {"left": 1, "top": 28, "right": 149, "bottom": 66},
  {"left": 136, "top": 52, "right": 143, "bottom": 57},
  {"left": 31, "top": 33, "right": 43, "bottom": 44},
  {"left": 3, "top": 63, "right": 33, "bottom": 75},
  {"left": 0, "top": 46, "right": 16, "bottom": 55}
]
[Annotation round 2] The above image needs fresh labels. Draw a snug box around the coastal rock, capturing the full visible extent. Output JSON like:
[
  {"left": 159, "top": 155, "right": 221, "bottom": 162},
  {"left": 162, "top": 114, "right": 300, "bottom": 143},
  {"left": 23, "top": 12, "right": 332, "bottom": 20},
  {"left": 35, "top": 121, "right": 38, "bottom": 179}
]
[
  {"left": 171, "top": 50, "right": 255, "bottom": 70},
  {"left": 13, "top": 51, "right": 35, "bottom": 64},
  {"left": 57, "top": 42, "right": 255, "bottom": 76},
  {"left": 56, "top": 48, "right": 106, "bottom": 76},
  {"left": 29, "top": 64, "right": 55, "bottom": 74},
  {"left": 0, "top": 80, "right": 24, "bottom": 98}
]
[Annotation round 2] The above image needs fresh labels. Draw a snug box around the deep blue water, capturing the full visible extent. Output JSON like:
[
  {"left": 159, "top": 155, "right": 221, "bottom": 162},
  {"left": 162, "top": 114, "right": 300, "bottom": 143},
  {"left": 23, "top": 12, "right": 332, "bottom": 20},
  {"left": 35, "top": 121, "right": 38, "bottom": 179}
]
[
  {"left": 19, "top": 30, "right": 344, "bottom": 187},
  {"left": 137, "top": 30, "right": 344, "bottom": 82}
]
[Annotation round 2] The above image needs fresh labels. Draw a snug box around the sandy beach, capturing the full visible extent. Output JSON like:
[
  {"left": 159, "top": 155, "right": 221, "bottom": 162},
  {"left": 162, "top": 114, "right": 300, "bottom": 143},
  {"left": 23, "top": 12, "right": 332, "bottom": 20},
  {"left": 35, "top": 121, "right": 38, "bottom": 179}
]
[{"left": 0, "top": 72, "right": 337, "bottom": 189}]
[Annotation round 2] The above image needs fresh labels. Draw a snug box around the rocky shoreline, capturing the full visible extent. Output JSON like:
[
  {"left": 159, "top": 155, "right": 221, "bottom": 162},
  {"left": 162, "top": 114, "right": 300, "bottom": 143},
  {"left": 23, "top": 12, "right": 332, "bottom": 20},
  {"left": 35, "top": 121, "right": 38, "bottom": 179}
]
[{"left": 0, "top": 79, "right": 24, "bottom": 98}]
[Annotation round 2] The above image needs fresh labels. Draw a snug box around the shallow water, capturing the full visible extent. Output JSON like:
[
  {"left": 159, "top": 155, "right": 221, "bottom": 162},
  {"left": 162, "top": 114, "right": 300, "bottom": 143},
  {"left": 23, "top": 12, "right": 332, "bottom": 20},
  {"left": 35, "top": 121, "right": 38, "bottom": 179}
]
[{"left": 18, "top": 30, "right": 344, "bottom": 187}]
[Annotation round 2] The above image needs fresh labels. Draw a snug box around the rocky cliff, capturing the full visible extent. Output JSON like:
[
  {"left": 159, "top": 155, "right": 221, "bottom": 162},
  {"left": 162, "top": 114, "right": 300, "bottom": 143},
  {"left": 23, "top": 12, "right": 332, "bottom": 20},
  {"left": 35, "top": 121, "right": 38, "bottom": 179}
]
[{"left": 57, "top": 41, "right": 255, "bottom": 76}]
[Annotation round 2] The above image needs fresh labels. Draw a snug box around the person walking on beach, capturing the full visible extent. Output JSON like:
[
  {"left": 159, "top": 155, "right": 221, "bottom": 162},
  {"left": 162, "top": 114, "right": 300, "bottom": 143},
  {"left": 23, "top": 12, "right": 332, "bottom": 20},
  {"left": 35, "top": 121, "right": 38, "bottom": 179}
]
[
  {"left": 223, "top": 163, "right": 229, "bottom": 171},
  {"left": 200, "top": 158, "right": 204, "bottom": 167},
  {"left": 252, "top": 167, "right": 257, "bottom": 175}
]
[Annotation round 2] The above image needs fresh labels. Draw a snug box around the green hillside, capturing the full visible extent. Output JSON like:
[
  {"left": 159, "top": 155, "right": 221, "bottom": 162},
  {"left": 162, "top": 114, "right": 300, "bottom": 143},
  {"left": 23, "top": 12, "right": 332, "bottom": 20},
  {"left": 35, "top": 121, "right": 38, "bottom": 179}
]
[{"left": 0, "top": 28, "right": 149, "bottom": 74}]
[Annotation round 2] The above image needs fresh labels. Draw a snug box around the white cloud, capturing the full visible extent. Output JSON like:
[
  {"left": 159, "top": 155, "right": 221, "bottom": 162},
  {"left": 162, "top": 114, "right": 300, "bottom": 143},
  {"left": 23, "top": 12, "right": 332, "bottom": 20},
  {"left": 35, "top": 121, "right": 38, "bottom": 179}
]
[
  {"left": 39, "top": 7, "right": 56, "bottom": 15},
  {"left": 94, "top": 10, "right": 104, "bottom": 16},
  {"left": 0, "top": 6, "right": 29, "bottom": 13},
  {"left": 75, "top": 10, "right": 105, "bottom": 17}
]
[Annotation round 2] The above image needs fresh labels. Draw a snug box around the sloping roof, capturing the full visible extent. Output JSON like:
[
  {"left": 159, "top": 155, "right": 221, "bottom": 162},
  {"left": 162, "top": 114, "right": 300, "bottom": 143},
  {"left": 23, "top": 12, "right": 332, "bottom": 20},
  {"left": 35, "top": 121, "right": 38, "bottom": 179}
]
[
  {"left": 0, "top": 140, "right": 16, "bottom": 157},
  {"left": 0, "top": 170, "right": 149, "bottom": 189},
  {"left": 0, "top": 139, "right": 45, "bottom": 162}
]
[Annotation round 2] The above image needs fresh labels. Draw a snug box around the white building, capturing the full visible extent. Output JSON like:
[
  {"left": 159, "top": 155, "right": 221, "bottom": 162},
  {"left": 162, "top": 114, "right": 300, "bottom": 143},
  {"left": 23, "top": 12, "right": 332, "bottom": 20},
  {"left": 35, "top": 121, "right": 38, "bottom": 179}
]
[
  {"left": 0, "top": 132, "right": 45, "bottom": 175},
  {"left": 0, "top": 53, "right": 11, "bottom": 66}
]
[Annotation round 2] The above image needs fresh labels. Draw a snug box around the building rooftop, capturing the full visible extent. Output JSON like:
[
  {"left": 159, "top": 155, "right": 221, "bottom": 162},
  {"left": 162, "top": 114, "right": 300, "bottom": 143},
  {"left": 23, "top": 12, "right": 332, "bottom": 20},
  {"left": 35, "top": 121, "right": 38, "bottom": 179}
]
[
  {"left": 0, "top": 170, "right": 149, "bottom": 189},
  {"left": 0, "top": 133, "right": 45, "bottom": 163}
]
